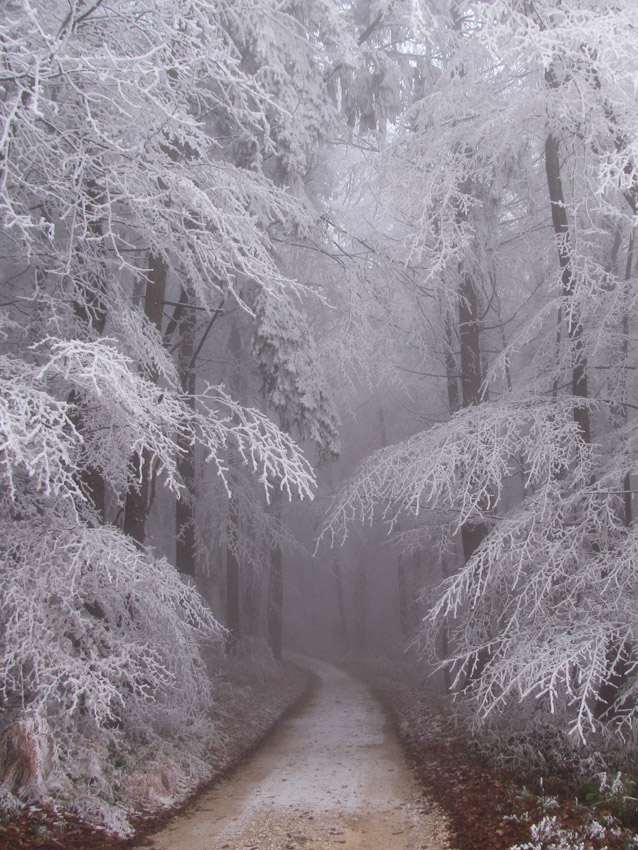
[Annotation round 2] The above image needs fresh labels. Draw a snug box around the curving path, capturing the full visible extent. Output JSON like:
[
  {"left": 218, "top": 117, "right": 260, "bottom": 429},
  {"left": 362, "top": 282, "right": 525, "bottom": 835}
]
[{"left": 149, "top": 658, "right": 454, "bottom": 850}]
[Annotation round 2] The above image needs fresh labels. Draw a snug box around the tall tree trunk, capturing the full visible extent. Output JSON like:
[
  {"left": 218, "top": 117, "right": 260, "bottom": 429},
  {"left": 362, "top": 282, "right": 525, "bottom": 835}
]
[
  {"left": 621, "top": 235, "right": 634, "bottom": 527},
  {"left": 225, "top": 318, "right": 243, "bottom": 651},
  {"left": 458, "top": 272, "right": 490, "bottom": 561},
  {"left": 72, "top": 180, "right": 108, "bottom": 520},
  {"left": 409, "top": 551, "right": 423, "bottom": 631},
  {"left": 377, "top": 404, "right": 409, "bottom": 638},
  {"left": 444, "top": 310, "right": 461, "bottom": 415},
  {"left": 440, "top": 556, "right": 452, "bottom": 693},
  {"left": 327, "top": 465, "right": 349, "bottom": 650},
  {"left": 267, "top": 492, "right": 283, "bottom": 660},
  {"left": 596, "top": 234, "right": 635, "bottom": 721},
  {"left": 544, "top": 131, "right": 591, "bottom": 445},
  {"left": 458, "top": 273, "right": 482, "bottom": 409},
  {"left": 170, "top": 287, "right": 224, "bottom": 576},
  {"left": 225, "top": 489, "right": 242, "bottom": 652},
  {"left": 545, "top": 116, "right": 610, "bottom": 716},
  {"left": 242, "top": 555, "right": 261, "bottom": 637},
  {"left": 333, "top": 552, "right": 350, "bottom": 650},
  {"left": 353, "top": 558, "right": 368, "bottom": 651},
  {"left": 175, "top": 292, "right": 197, "bottom": 578},
  {"left": 438, "top": 305, "right": 466, "bottom": 684},
  {"left": 457, "top": 273, "right": 492, "bottom": 682},
  {"left": 397, "top": 552, "right": 409, "bottom": 642},
  {"left": 123, "top": 254, "right": 167, "bottom": 544}
]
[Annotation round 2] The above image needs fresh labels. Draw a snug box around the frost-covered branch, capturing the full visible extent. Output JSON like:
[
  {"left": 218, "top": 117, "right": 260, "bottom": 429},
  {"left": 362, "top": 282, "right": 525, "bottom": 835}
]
[
  {"left": 1, "top": 337, "right": 315, "bottom": 513},
  {"left": 0, "top": 0, "right": 315, "bottom": 314},
  {"left": 194, "top": 384, "right": 315, "bottom": 502},
  {"left": 322, "top": 396, "right": 592, "bottom": 544},
  {"left": 427, "top": 475, "right": 638, "bottom": 739},
  {"left": 0, "top": 355, "right": 81, "bottom": 503}
]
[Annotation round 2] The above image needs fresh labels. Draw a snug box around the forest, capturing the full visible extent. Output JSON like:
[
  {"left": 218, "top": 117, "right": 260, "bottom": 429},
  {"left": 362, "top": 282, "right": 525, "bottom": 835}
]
[{"left": 2, "top": 0, "right": 638, "bottom": 846}]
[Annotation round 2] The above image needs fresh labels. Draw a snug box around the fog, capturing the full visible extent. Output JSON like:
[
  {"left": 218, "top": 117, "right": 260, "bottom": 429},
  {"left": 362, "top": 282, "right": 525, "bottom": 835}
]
[{"left": 4, "top": 1, "right": 638, "bottom": 834}]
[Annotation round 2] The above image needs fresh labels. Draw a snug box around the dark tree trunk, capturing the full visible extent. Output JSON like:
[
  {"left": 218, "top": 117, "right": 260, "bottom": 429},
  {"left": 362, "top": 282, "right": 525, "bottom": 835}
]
[
  {"left": 353, "top": 559, "right": 368, "bottom": 651},
  {"left": 171, "top": 288, "right": 224, "bottom": 576},
  {"left": 457, "top": 273, "right": 492, "bottom": 683},
  {"left": 122, "top": 452, "right": 150, "bottom": 544},
  {"left": 458, "top": 272, "right": 490, "bottom": 561},
  {"left": 175, "top": 446, "right": 196, "bottom": 576},
  {"left": 81, "top": 464, "right": 106, "bottom": 522},
  {"left": 242, "top": 559, "right": 261, "bottom": 636},
  {"left": 397, "top": 553, "right": 409, "bottom": 641},
  {"left": 444, "top": 311, "right": 461, "bottom": 415},
  {"left": 598, "top": 244, "right": 634, "bottom": 720},
  {"left": 545, "top": 130, "right": 632, "bottom": 723},
  {"left": 225, "top": 319, "right": 243, "bottom": 651},
  {"left": 175, "top": 292, "right": 197, "bottom": 578},
  {"left": 267, "top": 540, "right": 283, "bottom": 661},
  {"left": 621, "top": 238, "right": 634, "bottom": 527},
  {"left": 267, "top": 491, "right": 283, "bottom": 660},
  {"left": 377, "top": 404, "right": 409, "bottom": 639},
  {"left": 225, "top": 491, "right": 242, "bottom": 652},
  {"left": 544, "top": 98, "right": 605, "bottom": 715},
  {"left": 440, "top": 557, "right": 452, "bottom": 693},
  {"left": 326, "top": 465, "right": 349, "bottom": 650},
  {"left": 458, "top": 273, "right": 482, "bottom": 408},
  {"left": 544, "top": 132, "right": 591, "bottom": 445},
  {"left": 72, "top": 180, "right": 108, "bottom": 520},
  {"left": 123, "top": 254, "right": 167, "bottom": 545},
  {"left": 333, "top": 553, "right": 350, "bottom": 651},
  {"left": 409, "top": 551, "right": 423, "bottom": 630}
]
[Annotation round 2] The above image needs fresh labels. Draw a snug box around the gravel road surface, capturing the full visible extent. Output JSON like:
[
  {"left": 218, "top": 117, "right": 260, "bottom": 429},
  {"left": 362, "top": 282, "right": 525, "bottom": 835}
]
[{"left": 149, "top": 658, "right": 454, "bottom": 850}]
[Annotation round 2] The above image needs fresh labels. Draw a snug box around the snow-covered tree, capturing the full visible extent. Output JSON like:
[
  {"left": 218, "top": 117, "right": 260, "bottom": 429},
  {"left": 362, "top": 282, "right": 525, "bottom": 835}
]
[
  {"left": 324, "top": 0, "right": 638, "bottom": 749},
  {"left": 0, "top": 0, "right": 330, "bottom": 824}
]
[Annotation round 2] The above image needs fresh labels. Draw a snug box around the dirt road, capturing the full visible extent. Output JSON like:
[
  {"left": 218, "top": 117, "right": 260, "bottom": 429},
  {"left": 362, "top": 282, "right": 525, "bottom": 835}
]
[{"left": 149, "top": 658, "right": 454, "bottom": 850}]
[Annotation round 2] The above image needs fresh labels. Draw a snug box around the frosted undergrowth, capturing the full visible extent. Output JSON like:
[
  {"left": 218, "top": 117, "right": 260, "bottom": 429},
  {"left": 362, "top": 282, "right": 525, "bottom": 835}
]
[
  {"left": 0, "top": 557, "right": 305, "bottom": 839},
  {"left": 0, "top": 518, "right": 223, "bottom": 835},
  {"left": 511, "top": 816, "right": 585, "bottom": 850}
]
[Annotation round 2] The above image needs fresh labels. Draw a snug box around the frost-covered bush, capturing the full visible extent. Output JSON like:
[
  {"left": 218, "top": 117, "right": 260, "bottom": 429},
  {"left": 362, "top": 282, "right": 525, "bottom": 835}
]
[
  {"left": 577, "top": 772, "right": 638, "bottom": 828},
  {"left": 0, "top": 517, "right": 222, "bottom": 831},
  {"left": 469, "top": 697, "right": 599, "bottom": 779},
  {"left": 512, "top": 816, "right": 585, "bottom": 850}
]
